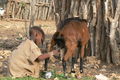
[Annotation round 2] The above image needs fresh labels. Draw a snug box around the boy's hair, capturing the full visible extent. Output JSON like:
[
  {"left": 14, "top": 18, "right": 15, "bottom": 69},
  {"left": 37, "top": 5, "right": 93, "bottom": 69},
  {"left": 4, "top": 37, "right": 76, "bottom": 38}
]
[{"left": 29, "top": 26, "right": 45, "bottom": 44}]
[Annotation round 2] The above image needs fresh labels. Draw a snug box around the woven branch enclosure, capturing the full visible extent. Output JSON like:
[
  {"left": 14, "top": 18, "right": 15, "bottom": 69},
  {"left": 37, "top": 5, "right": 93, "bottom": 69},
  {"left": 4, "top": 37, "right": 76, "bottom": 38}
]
[{"left": 6, "top": 0, "right": 55, "bottom": 20}]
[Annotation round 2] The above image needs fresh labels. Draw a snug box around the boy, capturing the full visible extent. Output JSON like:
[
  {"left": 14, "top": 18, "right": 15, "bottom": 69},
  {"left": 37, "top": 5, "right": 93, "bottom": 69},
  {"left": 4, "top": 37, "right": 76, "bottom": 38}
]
[{"left": 8, "top": 26, "right": 59, "bottom": 78}]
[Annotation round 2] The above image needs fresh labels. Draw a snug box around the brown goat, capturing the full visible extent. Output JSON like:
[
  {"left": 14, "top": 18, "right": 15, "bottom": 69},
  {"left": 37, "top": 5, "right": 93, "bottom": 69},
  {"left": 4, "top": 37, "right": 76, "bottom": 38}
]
[{"left": 49, "top": 17, "right": 90, "bottom": 73}]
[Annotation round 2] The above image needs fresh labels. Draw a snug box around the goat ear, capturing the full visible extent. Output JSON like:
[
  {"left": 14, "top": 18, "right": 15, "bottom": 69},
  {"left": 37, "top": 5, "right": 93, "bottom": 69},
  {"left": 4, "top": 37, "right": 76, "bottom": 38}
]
[
  {"left": 53, "top": 32, "right": 59, "bottom": 38},
  {"left": 57, "top": 34, "right": 64, "bottom": 39}
]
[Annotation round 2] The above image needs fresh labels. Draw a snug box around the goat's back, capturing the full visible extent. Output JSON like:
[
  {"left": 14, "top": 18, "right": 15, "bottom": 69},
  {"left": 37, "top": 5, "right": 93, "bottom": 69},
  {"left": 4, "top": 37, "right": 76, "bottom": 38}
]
[{"left": 59, "top": 20, "right": 90, "bottom": 44}]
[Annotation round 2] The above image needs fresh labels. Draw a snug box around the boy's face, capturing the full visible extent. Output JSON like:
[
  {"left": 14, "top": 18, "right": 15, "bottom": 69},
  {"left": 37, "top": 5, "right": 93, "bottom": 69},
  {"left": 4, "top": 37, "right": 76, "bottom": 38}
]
[{"left": 35, "top": 33, "right": 43, "bottom": 47}]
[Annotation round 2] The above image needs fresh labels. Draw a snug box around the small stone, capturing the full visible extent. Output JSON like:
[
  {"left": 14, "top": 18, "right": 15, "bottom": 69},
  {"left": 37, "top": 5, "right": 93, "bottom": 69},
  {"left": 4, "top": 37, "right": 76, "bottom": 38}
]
[
  {"left": 100, "top": 69, "right": 106, "bottom": 72},
  {"left": 74, "top": 64, "right": 78, "bottom": 69},
  {"left": 102, "top": 65, "right": 107, "bottom": 68},
  {"left": 97, "top": 60, "right": 101, "bottom": 64},
  {"left": 18, "top": 33, "right": 23, "bottom": 38},
  {"left": 4, "top": 65, "right": 7, "bottom": 68},
  {"left": 95, "top": 74, "right": 109, "bottom": 80},
  {"left": 95, "top": 64, "right": 99, "bottom": 69},
  {"left": 111, "top": 73, "right": 117, "bottom": 77},
  {"left": 94, "top": 66, "right": 98, "bottom": 69},
  {"left": 0, "top": 56, "right": 4, "bottom": 60}
]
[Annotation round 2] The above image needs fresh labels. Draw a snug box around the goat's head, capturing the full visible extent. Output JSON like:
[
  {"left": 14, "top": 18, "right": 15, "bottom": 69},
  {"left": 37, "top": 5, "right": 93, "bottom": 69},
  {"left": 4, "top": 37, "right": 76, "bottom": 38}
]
[{"left": 48, "top": 32, "right": 65, "bottom": 51}]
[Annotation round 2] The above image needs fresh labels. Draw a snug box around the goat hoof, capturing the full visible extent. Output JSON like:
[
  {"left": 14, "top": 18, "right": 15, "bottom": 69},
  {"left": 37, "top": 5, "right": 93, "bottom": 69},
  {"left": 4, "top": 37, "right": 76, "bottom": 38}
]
[
  {"left": 80, "top": 70, "right": 83, "bottom": 73},
  {"left": 70, "top": 70, "right": 75, "bottom": 73}
]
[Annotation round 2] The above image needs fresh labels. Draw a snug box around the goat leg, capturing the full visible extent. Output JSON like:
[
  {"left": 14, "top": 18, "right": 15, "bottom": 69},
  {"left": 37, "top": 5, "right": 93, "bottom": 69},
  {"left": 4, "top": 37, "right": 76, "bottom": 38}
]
[
  {"left": 80, "top": 58, "right": 83, "bottom": 73},
  {"left": 80, "top": 44, "right": 85, "bottom": 73},
  {"left": 44, "top": 58, "right": 49, "bottom": 71},
  {"left": 62, "top": 59, "right": 66, "bottom": 74},
  {"left": 71, "top": 57, "right": 75, "bottom": 73}
]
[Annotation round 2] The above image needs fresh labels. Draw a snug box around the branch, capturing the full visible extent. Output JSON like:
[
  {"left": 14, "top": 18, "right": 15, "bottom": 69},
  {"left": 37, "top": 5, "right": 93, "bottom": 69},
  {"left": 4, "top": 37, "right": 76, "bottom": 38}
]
[{"left": 114, "top": 0, "right": 120, "bottom": 21}]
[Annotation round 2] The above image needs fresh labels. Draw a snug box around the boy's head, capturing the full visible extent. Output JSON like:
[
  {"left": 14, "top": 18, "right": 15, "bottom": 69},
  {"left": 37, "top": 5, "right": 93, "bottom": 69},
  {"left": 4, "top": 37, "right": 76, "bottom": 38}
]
[{"left": 29, "top": 26, "right": 45, "bottom": 47}]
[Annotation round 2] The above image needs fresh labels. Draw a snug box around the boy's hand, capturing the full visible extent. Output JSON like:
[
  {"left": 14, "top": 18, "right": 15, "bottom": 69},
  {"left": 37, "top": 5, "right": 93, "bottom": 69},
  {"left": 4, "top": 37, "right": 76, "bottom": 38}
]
[
  {"left": 52, "top": 49, "right": 60, "bottom": 56},
  {"left": 49, "top": 50, "right": 60, "bottom": 62}
]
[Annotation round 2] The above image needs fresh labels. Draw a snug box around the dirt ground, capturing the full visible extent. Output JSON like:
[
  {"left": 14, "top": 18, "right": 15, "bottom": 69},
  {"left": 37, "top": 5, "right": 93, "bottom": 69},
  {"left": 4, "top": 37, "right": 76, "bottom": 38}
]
[{"left": 0, "top": 20, "right": 120, "bottom": 79}]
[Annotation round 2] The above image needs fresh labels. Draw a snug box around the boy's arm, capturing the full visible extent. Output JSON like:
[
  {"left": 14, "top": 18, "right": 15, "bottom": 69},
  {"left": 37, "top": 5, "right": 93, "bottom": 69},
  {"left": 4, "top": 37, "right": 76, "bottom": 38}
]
[{"left": 36, "top": 50, "right": 59, "bottom": 61}]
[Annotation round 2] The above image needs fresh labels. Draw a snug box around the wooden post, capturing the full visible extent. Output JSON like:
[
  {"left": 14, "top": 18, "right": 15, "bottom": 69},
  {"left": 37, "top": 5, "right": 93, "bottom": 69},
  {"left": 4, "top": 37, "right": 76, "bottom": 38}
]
[
  {"left": 89, "top": 0, "right": 97, "bottom": 56},
  {"left": 109, "top": 0, "right": 120, "bottom": 64},
  {"left": 28, "top": 0, "right": 36, "bottom": 38}
]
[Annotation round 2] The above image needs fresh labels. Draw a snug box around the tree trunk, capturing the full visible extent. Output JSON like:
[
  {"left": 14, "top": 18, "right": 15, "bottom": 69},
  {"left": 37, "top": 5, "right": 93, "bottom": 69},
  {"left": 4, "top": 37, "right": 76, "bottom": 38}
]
[
  {"left": 89, "top": 0, "right": 97, "bottom": 56},
  {"left": 108, "top": 0, "right": 120, "bottom": 65},
  {"left": 95, "top": 0, "right": 102, "bottom": 57}
]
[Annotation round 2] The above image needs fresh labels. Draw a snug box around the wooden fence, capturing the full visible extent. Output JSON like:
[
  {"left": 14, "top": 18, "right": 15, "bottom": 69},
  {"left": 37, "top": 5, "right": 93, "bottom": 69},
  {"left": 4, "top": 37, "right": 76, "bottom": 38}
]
[
  {"left": 1, "top": 0, "right": 88, "bottom": 21},
  {"left": 0, "top": 0, "right": 8, "bottom": 9},
  {"left": 6, "top": 0, "right": 55, "bottom": 20}
]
